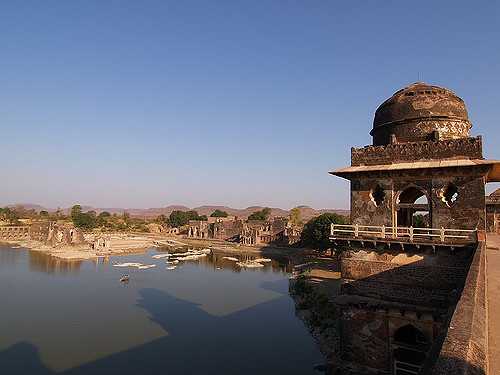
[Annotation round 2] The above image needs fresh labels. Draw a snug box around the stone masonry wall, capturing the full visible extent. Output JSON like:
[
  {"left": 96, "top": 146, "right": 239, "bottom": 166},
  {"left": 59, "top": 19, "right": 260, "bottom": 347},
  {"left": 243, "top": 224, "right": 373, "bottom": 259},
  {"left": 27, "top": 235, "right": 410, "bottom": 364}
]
[
  {"left": 426, "top": 242, "right": 487, "bottom": 375},
  {"left": 350, "top": 178, "right": 393, "bottom": 227},
  {"left": 350, "top": 169, "right": 487, "bottom": 231},
  {"left": 431, "top": 175, "right": 486, "bottom": 231},
  {"left": 340, "top": 247, "right": 473, "bottom": 308},
  {"left": 0, "top": 226, "right": 30, "bottom": 240},
  {"left": 352, "top": 137, "right": 482, "bottom": 166}
]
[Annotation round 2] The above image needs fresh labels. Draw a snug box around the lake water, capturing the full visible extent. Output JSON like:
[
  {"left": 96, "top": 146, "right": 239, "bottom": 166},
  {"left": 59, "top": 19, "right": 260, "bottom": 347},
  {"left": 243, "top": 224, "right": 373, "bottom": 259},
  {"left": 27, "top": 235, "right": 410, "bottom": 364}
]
[{"left": 0, "top": 244, "right": 323, "bottom": 375}]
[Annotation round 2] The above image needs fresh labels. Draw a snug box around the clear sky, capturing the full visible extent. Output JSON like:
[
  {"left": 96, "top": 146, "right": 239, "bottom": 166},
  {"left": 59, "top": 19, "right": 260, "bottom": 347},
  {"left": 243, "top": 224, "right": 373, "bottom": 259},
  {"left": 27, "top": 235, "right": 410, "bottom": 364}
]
[{"left": 1, "top": 1, "right": 499, "bottom": 210}]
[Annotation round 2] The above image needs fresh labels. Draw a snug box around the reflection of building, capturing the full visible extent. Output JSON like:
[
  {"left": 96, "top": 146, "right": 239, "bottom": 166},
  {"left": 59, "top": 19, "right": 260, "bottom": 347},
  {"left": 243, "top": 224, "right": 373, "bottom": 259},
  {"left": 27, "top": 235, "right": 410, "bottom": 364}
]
[
  {"left": 329, "top": 83, "right": 499, "bottom": 374},
  {"left": 486, "top": 189, "right": 500, "bottom": 233}
]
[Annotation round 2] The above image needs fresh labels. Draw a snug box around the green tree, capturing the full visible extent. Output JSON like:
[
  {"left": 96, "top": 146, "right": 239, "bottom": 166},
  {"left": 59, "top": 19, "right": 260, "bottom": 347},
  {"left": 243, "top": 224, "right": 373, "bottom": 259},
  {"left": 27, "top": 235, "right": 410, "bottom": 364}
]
[
  {"left": 70, "top": 205, "right": 82, "bottom": 221},
  {"left": 39, "top": 210, "right": 49, "bottom": 218},
  {"left": 0, "top": 207, "right": 19, "bottom": 224},
  {"left": 168, "top": 210, "right": 189, "bottom": 227},
  {"left": 169, "top": 210, "right": 206, "bottom": 227},
  {"left": 248, "top": 207, "right": 271, "bottom": 221},
  {"left": 70, "top": 205, "right": 98, "bottom": 230},
  {"left": 210, "top": 209, "right": 229, "bottom": 218},
  {"left": 301, "top": 213, "right": 347, "bottom": 251},
  {"left": 289, "top": 207, "right": 302, "bottom": 226},
  {"left": 73, "top": 212, "right": 98, "bottom": 229}
]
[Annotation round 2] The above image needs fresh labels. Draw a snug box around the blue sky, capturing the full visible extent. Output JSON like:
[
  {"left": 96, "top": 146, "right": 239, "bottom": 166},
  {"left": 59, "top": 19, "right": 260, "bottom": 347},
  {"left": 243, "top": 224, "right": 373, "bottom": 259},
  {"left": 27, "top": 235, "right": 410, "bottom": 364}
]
[{"left": 1, "top": 1, "right": 499, "bottom": 209}]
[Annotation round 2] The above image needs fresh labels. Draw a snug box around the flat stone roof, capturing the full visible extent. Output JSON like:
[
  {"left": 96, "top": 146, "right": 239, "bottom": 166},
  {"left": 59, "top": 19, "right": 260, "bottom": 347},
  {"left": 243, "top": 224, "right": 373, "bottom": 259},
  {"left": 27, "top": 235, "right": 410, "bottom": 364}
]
[{"left": 330, "top": 159, "right": 500, "bottom": 182}]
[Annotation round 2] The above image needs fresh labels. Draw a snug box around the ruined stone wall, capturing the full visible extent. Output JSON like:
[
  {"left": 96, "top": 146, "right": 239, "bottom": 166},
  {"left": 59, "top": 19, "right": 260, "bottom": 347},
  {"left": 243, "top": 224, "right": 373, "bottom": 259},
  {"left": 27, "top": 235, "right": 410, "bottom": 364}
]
[
  {"left": 430, "top": 174, "right": 486, "bottom": 230},
  {"left": 340, "top": 247, "right": 473, "bottom": 308},
  {"left": 352, "top": 137, "right": 482, "bottom": 166},
  {"left": 0, "top": 226, "right": 30, "bottom": 240},
  {"left": 340, "top": 308, "right": 391, "bottom": 372},
  {"left": 426, "top": 242, "right": 487, "bottom": 375},
  {"left": 350, "top": 169, "right": 486, "bottom": 231},
  {"left": 350, "top": 178, "right": 393, "bottom": 226},
  {"left": 29, "top": 222, "right": 50, "bottom": 242},
  {"left": 212, "top": 220, "right": 243, "bottom": 240},
  {"left": 340, "top": 306, "right": 438, "bottom": 374}
]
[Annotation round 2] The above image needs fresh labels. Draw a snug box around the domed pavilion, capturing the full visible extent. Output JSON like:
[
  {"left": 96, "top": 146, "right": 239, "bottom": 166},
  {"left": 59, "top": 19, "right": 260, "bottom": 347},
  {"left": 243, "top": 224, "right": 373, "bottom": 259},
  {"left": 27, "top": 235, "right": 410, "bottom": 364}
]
[{"left": 327, "top": 82, "right": 500, "bottom": 374}]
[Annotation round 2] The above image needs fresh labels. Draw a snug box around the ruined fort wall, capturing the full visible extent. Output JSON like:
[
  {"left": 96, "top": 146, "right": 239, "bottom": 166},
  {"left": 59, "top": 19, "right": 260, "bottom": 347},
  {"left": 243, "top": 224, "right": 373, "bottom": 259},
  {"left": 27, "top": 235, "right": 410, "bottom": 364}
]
[{"left": 428, "top": 242, "right": 487, "bottom": 375}]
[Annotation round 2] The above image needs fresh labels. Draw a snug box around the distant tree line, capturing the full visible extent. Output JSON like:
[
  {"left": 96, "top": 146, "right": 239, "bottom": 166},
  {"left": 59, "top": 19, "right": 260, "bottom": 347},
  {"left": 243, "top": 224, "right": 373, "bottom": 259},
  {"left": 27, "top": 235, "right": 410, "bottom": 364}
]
[
  {"left": 69, "top": 205, "right": 149, "bottom": 232},
  {"left": 210, "top": 209, "right": 228, "bottom": 218},
  {"left": 0, "top": 207, "right": 20, "bottom": 224},
  {"left": 156, "top": 210, "right": 207, "bottom": 228}
]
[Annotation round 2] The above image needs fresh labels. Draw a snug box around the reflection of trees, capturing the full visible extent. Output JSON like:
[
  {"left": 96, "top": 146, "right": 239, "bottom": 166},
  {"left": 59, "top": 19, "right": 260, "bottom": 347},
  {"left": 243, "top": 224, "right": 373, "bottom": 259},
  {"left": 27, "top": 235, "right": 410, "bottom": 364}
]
[
  {"left": 289, "top": 275, "right": 339, "bottom": 369},
  {"left": 29, "top": 251, "right": 82, "bottom": 275}
]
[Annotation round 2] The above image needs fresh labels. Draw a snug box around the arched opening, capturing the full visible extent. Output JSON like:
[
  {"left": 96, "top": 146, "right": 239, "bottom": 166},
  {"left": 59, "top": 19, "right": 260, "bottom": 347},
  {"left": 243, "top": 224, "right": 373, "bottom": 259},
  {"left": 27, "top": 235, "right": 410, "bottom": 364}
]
[
  {"left": 370, "top": 184, "right": 386, "bottom": 207},
  {"left": 393, "top": 325, "right": 429, "bottom": 375},
  {"left": 397, "top": 186, "right": 430, "bottom": 228},
  {"left": 440, "top": 182, "right": 459, "bottom": 207}
]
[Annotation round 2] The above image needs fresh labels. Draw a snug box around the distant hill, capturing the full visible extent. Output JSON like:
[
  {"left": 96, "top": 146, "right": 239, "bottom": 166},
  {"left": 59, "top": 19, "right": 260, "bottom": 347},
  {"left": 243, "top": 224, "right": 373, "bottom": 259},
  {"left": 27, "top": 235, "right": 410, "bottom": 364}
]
[{"left": 6, "top": 203, "right": 349, "bottom": 221}]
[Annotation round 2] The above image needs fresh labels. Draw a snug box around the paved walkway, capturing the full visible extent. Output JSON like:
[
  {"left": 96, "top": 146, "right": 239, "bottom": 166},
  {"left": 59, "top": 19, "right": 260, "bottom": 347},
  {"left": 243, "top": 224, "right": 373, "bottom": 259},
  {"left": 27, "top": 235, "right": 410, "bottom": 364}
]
[{"left": 487, "top": 234, "right": 500, "bottom": 375}]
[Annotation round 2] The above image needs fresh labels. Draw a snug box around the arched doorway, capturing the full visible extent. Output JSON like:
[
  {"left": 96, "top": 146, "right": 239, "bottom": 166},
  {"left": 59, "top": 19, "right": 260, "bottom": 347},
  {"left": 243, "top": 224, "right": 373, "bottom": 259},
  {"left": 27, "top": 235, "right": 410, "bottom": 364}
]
[
  {"left": 396, "top": 186, "right": 430, "bottom": 228},
  {"left": 392, "top": 324, "right": 429, "bottom": 375}
]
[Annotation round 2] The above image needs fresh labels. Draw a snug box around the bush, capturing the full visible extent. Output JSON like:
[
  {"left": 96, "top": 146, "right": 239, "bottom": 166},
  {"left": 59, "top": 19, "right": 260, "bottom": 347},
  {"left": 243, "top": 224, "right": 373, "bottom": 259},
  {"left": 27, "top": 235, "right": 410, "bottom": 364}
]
[{"left": 301, "top": 213, "right": 347, "bottom": 251}]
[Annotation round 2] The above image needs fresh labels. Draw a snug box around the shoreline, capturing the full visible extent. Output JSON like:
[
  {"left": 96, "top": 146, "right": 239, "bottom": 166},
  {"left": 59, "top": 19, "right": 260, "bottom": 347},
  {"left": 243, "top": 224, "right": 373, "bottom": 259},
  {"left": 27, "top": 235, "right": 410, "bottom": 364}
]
[{"left": 1, "top": 233, "right": 307, "bottom": 261}]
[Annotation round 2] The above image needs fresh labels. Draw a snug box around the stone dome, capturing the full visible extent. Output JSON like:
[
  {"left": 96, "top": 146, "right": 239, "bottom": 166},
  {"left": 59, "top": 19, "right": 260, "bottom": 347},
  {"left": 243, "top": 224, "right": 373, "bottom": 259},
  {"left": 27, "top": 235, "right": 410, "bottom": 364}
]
[{"left": 371, "top": 82, "right": 471, "bottom": 146}]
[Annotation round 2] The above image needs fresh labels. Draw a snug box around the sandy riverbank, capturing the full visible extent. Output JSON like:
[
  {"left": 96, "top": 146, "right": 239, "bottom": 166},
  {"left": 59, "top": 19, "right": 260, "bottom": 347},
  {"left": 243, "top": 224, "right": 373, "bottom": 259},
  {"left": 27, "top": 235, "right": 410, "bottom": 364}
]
[
  {"left": 1, "top": 233, "right": 304, "bottom": 261},
  {"left": 1, "top": 233, "right": 159, "bottom": 261}
]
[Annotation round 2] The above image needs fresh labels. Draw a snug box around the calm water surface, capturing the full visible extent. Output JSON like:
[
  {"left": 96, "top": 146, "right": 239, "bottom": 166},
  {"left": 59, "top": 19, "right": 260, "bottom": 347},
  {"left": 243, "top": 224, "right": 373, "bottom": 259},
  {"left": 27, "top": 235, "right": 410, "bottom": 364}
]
[{"left": 0, "top": 245, "right": 323, "bottom": 375}]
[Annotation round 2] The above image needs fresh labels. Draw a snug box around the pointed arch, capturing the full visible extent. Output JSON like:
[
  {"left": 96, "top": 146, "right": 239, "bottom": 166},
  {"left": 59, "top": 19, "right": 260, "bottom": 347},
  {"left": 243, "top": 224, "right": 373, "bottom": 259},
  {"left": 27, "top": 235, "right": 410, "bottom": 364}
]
[{"left": 396, "top": 185, "right": 431, "bottom": 228}]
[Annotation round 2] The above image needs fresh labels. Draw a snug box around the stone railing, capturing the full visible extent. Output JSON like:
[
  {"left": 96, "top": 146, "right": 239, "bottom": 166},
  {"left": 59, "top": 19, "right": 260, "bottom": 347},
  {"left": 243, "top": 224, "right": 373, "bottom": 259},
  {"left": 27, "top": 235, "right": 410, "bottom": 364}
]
[
  {"left": 351, "top": 136, "right": 483, "bottom": 166},
  {"left": 331, "top": 224, "right": 478, "bottom": 245}
]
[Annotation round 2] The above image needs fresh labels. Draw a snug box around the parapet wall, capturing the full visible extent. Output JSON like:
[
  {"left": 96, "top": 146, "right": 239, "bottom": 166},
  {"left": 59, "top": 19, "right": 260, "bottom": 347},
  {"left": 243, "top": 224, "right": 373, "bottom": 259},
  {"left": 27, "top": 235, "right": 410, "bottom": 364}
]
[
  {"left": 351, "top": 136, "right": 483, "bottom": 166},
  {"left": 0, "top": 226, "right": 30, "bottom": 240},
  {"left": 427, "top": 242, "right": 488, "bottom": 375}
]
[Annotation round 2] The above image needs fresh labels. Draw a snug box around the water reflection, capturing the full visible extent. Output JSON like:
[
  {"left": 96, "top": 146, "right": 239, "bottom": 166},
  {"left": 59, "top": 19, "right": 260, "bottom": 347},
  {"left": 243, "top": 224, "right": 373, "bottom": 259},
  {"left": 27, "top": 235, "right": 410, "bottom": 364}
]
[
  {"left": 29, "top": 251, "right": 82, "bottom": 275},
  {"left": 0, "top": 244, "right": 22, "bottom": 268},
  {"left": 0, "top": 245, "right": 323, "bottom": 374}
]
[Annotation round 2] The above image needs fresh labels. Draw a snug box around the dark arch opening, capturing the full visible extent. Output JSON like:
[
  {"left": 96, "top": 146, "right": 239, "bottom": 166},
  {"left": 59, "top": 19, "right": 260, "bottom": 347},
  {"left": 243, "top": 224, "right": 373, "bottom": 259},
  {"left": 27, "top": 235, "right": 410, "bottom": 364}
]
[
  {"left": 370, "top": 184, "right": 385, "bottom": 207},
  {"left": 394, "top": 324, "right": 428, "bottom": 346},
  {"left": 393, "top": 325, "right": 429, "bottom": 375},
  {"left": 397, "top": 186, "right": 430, "bottom": 228}
]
